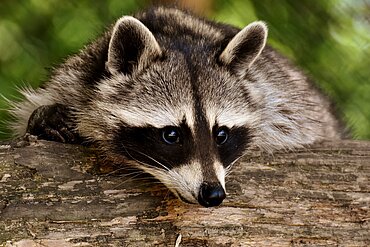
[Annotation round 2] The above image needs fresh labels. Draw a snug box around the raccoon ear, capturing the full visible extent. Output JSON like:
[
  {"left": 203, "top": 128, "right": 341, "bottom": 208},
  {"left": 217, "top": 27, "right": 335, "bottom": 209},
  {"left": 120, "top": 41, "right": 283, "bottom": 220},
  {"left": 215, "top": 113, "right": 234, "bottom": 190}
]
[
  {"left": 219, "top": 21, "right": 267, "bottom": 76},
  {"left": 106, "top": 16, "right": 162, "bottom": 75}
]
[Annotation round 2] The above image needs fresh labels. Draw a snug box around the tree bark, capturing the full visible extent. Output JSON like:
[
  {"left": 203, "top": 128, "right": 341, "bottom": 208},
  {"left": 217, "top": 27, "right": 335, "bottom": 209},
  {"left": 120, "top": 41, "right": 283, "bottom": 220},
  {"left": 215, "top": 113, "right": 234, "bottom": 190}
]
[{"left": 0, "top": 138, "right": 369, "bottom": 247}]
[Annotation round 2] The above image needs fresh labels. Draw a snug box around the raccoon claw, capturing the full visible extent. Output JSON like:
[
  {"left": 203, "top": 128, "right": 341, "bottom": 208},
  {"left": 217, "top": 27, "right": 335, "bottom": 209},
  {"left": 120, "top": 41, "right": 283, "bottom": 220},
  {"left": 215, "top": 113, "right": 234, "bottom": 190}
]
[
  {"left": 59, "top": 127, "right": 76, "bottom": 143},
  {"left": 42, "top": 126, "right": 77, "bottom": 143},
  {"left": 43, "top": 127, "right": 66, "bottom": 143},
  {"left": 26, "top": 103, "right": 80, "bottom": 144}
]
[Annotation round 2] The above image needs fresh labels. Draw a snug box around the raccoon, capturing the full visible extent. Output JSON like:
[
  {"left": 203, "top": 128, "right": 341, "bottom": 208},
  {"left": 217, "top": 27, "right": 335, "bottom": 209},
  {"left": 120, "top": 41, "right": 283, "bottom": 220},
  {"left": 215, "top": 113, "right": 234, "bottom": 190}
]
[{"left": 9, "top": 7, "right": 342, "bottom": 207}]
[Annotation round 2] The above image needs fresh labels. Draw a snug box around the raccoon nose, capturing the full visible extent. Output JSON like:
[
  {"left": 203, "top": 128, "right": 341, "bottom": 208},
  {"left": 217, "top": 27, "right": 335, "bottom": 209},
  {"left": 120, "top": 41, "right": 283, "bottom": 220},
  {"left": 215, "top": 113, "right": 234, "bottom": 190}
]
[{"left": 198, "top": 183, "right": 226, "bottom": 207}]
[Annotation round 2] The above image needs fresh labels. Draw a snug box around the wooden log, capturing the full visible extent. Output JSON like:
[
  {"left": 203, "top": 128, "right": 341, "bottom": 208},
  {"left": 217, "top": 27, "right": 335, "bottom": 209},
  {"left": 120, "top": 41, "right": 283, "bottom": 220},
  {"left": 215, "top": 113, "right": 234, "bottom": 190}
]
[{"left": 0, "top": 138, "right": 369, "bottom": 246}]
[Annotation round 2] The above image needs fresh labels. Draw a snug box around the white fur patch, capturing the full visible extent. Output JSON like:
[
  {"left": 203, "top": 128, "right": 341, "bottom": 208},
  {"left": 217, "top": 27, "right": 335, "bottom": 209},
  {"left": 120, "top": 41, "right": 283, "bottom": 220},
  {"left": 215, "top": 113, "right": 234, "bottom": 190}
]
[
  {"left": 94, "top": 101, "right": 195, "bottom": 130},
  {"left": 205, "top": 105, "right": 258, "bottom": 130},
  {"left": 130, "top": 161, "right": 202, "bottom": 204},
  {"left": 8, "top": 87, "right": 56, "bottom": 136},
  {"left": 213, "top": 161, "right": 226, "bottom": 190},
  {"left": 170, "top": 162, "right": 203, "bottom": 202}
]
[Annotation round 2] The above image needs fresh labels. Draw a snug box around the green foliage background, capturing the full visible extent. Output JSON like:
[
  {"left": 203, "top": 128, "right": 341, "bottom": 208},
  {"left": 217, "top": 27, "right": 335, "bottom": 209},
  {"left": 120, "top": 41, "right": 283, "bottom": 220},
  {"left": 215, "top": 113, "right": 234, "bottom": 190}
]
[{"left": 0, "top": 0, "right": 369, "bottom": 139}]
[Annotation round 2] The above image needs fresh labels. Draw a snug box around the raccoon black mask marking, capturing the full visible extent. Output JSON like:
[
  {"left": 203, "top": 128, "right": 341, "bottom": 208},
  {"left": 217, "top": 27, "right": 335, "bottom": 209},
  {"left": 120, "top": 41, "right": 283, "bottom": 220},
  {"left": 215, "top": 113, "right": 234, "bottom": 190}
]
[{"left": 9, "top": 7, "right": 342, "bottom": 207}]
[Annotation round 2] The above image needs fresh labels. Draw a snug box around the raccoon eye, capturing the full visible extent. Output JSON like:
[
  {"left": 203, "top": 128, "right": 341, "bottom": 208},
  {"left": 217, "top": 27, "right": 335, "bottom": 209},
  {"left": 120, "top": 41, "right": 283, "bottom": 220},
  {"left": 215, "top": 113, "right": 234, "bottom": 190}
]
[
  {"left": 162, "top": 127, "right": 180, "bottom": 144},
  {"left": 215, "top": 127, "right": 229, "bottom": 145}
]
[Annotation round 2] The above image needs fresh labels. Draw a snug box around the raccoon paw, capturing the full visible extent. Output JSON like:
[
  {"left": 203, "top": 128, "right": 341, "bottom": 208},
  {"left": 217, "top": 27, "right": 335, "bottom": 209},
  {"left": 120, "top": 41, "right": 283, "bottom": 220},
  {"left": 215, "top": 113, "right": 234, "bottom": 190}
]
[{"left": 26, "top": 103, "right": 81, "bottom": 144}]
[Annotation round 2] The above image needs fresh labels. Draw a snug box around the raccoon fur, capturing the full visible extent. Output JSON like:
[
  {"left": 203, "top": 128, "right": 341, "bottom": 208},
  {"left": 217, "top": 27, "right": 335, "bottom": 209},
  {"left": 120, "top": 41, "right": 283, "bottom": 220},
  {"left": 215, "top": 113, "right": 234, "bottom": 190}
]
[{"left": 9, "top": 7, "right": 342, "bottom": 207}]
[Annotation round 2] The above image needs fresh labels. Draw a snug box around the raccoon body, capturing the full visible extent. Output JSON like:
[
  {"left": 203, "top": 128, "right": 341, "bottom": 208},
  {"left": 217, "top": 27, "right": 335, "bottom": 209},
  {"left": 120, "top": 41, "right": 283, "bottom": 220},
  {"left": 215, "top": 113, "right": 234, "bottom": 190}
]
[{"left": 9, "top": 7, "right": 342, "bottom": 207}]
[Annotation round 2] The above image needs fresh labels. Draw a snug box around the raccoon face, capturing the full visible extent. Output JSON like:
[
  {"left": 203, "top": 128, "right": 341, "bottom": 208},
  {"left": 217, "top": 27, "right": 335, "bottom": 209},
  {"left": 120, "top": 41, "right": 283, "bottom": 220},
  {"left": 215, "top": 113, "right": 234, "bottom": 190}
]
[
  {"left": 111, "top": 111, "right": 251, "bottom": 207},
  {"left": 84, "top": 16, "right": 267, "bottom": 207}
]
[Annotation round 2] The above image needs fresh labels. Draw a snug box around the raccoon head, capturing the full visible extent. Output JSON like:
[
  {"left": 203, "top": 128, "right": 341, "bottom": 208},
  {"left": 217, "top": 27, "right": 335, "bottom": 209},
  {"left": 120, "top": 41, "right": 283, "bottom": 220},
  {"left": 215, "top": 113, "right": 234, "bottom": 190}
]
[{"left": 80, "top": 16, "right": 267, "bottom": 207}]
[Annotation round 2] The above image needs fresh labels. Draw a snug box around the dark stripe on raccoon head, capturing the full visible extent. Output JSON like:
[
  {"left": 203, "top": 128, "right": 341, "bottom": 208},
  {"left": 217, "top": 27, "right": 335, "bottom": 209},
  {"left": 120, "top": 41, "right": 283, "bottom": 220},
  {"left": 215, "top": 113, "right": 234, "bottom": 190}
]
[
  {"left": 113, "top": 121, "right": 193, "bottom": 170},
  {"left": 191, "top": 112, "right": 252, "bottom": 170},
  {"left": 182, "top": 50, "right": 252, "bottom": 171}
]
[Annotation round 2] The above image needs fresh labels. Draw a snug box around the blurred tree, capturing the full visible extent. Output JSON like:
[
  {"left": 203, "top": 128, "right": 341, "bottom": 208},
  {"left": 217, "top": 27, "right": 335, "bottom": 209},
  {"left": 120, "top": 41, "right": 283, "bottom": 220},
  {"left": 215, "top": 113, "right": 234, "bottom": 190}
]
[
  {"left": 155, "top": 0, "right": 213, "bottom": 15},
  {"left": 0, "top": 0, "right": 144, "bottom": 139},
  {"left": 0, "top": 0, "right": 369, "bottom": 139},
  {"left": 249, "top": 0, "right": 370, "bottom": 139}
]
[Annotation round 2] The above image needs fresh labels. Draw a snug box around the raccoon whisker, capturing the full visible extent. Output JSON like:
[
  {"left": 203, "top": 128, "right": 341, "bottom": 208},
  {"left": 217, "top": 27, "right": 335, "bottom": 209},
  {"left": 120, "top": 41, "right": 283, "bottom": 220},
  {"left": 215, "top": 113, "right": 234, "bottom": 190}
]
[
  {"left": 114, "top": 171, "right": 176, "bottom": 185},
  {"left": 121, "top": 151, "right": 180, "bottom": 190},
  {"left": 226, "top": 156, "right": 241, "bottom": 171},
  {"left": 225, "top": 155, "right": 245, "bottom": 176},
  {"left": 129, "top": 155, "right": 187, "bottom": 196},
  {"left": 114, "top": 170, "right": 147, "bottom": 179},
  {"left": 131, "top": 149, "right": 172, "bottom": 172},
  {"left": 121, "top": 145, "right": 172, "bottom": 173},
  {"left": 100, "top": 166, "right": 143, "bottom": 177},
  {"left": 103, "top": 166, "right": 139, "bottom": 174},
  {"left": 111, "top": 172, "right": 148, "bottom": 189},
  {"left": 115, "top": 172, "right": 182, "bottom": 190},
  {"left": 120, "top": 146, "right": 165, "bottom": 172},
  {"left": 131, "top": 165, "right": 184, "bottom": 193},
  {"left": 163, "top": 190, "right": 173, "bottom": 202},
  {"left": 113, "top": 173, "right": 177, "bottom": 186},
  {"left": 117, "top": 171, "right": 177, "bottom": 186},
  {"left": 167, "top": 170, "right": 193, "bottom": 197},
  {"left": 125, "top": 137, "right": 177, "bottom": 167},
  {"left": 113, "top": 180, "right": 181, "bottom": 192},
  {"left": 135, "top": 181, "right": 181, "bottom": 190}
]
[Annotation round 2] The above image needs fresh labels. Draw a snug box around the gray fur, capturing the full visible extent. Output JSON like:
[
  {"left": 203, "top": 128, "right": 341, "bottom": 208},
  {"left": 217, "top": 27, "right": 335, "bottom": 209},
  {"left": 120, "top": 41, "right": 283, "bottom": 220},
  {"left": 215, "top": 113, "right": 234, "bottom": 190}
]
[{"left": 8, "top": 7, "right": 343, "bottom": 206}]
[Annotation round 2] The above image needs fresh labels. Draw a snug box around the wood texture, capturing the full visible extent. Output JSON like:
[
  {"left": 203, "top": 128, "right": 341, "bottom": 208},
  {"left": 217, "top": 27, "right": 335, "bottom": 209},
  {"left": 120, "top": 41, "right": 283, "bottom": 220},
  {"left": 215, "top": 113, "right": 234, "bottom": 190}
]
[{"left": 0, "top": 138, "right": 369, "bottom": 246}]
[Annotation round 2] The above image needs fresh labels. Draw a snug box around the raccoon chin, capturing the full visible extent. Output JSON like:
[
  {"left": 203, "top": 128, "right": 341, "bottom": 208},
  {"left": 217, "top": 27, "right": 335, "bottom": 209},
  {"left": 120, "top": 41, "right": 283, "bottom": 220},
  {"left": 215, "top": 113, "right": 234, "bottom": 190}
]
[
  {"left": 128, "top": 161, "right": 198, "bottom": 204},
  {"left": 162, "top": 184, "right": 199, "bottom": 204}
]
